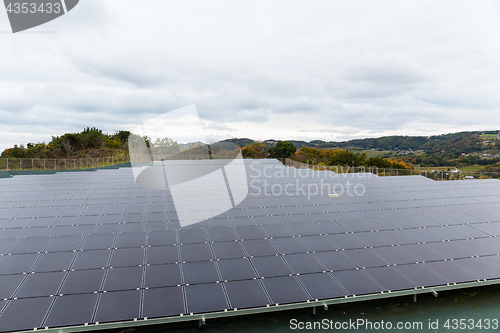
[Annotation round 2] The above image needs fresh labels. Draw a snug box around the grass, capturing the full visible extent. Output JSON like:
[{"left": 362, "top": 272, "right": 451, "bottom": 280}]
[
  {"left": 480, "top": 133, "right": 499, "bottom": 139},
  {"left": 459, "top": 165, "right": 486, "bottom": 172},
  {"left": 417, "top": 165, "right": 494, "bottom": 173},
  {"left": 419, "top": 166, "right": 457, "bottom": 171},
  {"left": 353, "top": 150, "right": 393, "bottom": 157}
]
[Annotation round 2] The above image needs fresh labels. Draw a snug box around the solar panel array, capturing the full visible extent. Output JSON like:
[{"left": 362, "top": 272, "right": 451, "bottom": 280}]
[{"left": 1, "top": 159, "right": 500, "bottom": 332}]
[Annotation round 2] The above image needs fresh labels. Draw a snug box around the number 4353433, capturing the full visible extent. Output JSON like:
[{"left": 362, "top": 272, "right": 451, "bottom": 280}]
[
  {"left": 444, "top": 319, "right": 498, "bottom": 330},
  {"left": 5, "top": 2, "right": 62, "bottom": 14}
]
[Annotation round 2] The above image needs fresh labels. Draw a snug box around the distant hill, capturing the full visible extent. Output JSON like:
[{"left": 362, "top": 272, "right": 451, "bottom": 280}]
[
  {"left": 223, "top": 130, "right": 500, "bottom": 159},
  {"left": 3, "top": 129, "right": 499, "bottom": 169}
]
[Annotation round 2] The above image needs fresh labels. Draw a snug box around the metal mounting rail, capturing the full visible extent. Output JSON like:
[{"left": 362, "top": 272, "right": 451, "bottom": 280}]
[{"left": 13, "top": 278, "right": 500, "bottom": 333}]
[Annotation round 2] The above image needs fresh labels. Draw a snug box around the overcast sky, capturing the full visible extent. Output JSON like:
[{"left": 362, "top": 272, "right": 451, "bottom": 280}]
[{"left": 1, "top": 0, "right": 500, "bottom": 151}]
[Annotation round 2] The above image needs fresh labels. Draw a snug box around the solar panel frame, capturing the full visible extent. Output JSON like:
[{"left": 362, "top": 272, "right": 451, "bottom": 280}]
[{"left": 1, "top": 160, "right": 500, "bottom": 333}]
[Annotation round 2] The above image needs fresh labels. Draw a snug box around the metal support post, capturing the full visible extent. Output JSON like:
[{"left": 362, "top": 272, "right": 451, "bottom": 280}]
[{"left": 198, "top": 317, "right": 206, "bottom": 329}]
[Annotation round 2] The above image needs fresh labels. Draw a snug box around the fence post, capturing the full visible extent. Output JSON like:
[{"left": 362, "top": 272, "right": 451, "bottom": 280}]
[
  {"left": 32, "top": 159, "right": 34, "bottom": 170},
  {"left": 7, "top": 158, "right": 8, "bottom": 170}
]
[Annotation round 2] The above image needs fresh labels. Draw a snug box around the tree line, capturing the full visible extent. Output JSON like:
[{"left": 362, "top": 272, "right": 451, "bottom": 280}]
[
  {"left": 1, "top": 128, "right": 131, "bottom": 159},
  {"left": 242, "top": 141, "right": 410, "bottom": 169},
  {"left": 3, "top": 128, "right": 497, "bottom": 172},
  {"left": 226, "top": 131, "right": 499, "bottom": 159},
  {"left": 294, "top": 146, "right": 411, "bottom": 169}
]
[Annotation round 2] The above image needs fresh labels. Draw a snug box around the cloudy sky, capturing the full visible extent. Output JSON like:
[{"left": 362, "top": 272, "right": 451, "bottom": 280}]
[{"left": 1, "top": 0, "right": 500, "bottom": 151}]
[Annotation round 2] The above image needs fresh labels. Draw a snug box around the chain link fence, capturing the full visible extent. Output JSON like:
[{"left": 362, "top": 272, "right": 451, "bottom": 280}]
[
  {"left": 2, "top": 155, "right": 498, "bottom": 180},
  {"left": 0, "top": 155, "right": 130, "bottom": 171},
  {"left": 280, "top": 158, "right": 500, "bottom": 181}
]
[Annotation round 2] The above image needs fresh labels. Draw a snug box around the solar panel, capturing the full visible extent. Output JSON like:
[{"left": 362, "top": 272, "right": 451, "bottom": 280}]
[{"left": 0, "top": 159, "right": 500, "bottom": 332}]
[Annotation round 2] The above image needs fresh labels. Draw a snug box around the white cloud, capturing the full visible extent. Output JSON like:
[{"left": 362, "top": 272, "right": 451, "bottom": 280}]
[{"left": 1, "top": 0, "right": 500, "bottom": 152}]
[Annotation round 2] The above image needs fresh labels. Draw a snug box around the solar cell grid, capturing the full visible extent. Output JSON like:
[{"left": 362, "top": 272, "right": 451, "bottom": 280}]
[
  {"left": 33, "top": 251, "right": 76, "bottom": 272},
  {"left": 299, "top": 235, "right": 337, "bottom": 252},
  {"left": 0, "top": 274, "right": 25, "bottom": 299},
  {"left": 271, "top": 237, "right": 308, "bottom": 254},
  {"left": 283, "top": 253, "right": 325, "bottom": 274},
  {"left": 327, "top": 233, "right": 365, "bottom": 250},
  {"left": 454, "top": 257, "right": 500, "bottom": 280},
  {"left": 251, "top": 255, "right": 291, "bottom": 277},
  {"left": 331, "top": 269, "right": 381, "bottom": 295},
  {"left": 218, "top": 258, "right": 256, "bottom": 281},
  {"left": 0, "top": 297, "right": 53, "bottom": 332},
  {"left": 224, "top": 279, "right": 270, "bottom": 309},
  {"left": 211, "top": 241, "right": 246, "bottom": 259},
  {"left": 61, "top": 268, "right": 105, "bottom": 294},
  {"left": 397, "top": 263, "right": 446, "bottom": 287},
  {"left": 354, "top": 231, "right": 393, "bottom": 247},
  {"left": 242, "top": 239, "right": 277, "bottom": 257},
  {"left": 425, "top": 261, "right": 478, "bottom": 283},
  {"left": 94, "top": 289, "right": 141, "bottom": 323},
  {"left": 364, "top": 266, "right": 416, "bottom": 291},
  {"left": 262, "top": 276, "right": 310, "bottom": 304},
  {"left": 0, "top": 160, "right": 500, "bottom": 332},
  {"left": 143, "top": 286, "right": 184, "bottom": 318},
  {"left": 72, "top": 249, "right": 111, "bottom": 270},
  {"left": 185, "top": 283, "right": 228, "bottom": 313},
  {"left": 44, "top": 293, "right": 98, "bottom": 328}
]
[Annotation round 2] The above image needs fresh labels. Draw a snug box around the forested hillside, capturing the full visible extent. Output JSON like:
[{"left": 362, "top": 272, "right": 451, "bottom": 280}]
[
  {"left": 3, "top": 129, "right": 500, "bottom": 171},
  {"left": 1, "top": 128, "right": 131, "bottom": 159},
  {"left": 224, "top": 131, "right": 498, "bottom": 158},
  {"left": 224, "top": 130, "right": 500, "bottom": 168}
]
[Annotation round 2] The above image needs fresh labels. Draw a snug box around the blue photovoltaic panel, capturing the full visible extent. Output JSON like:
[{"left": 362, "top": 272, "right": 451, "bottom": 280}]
[{"left": 0, "top": 159, "right": 499, "bottom": 332}]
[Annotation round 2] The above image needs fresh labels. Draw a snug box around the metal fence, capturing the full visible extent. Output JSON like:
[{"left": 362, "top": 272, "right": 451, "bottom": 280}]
[
  {"left": 0, "top": 152, "right": 240, "bottom": 171},
  {"left": 0, "top": 155, "right": 130, "bottom": 171},
  {"left": 129, "top": 153, "right": 240, "bottom": 162},
  {"left": 280, "top": 158, "right": 499, "bottom": 181},
  {"left": 2, "top": 155, "right": 498, "bottom": 181}
]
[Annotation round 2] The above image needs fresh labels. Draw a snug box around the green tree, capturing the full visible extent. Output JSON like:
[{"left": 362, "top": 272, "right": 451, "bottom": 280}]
[
  {"left": 327, "top": 150, "right": 360, "bottom": 166},
  {"left": 242, "top": 142, "right": 267, "bottom": 159},
  {"left": 366, "top": 157, "right": 391, "bottom": 168},
  {"left": 297, "top": 146, "right": 325, "bottom": 162},
  {"left": 268, "top": 141, "right": 296, "bottom": 159},
  {"left": 113, "top": 130, "right": 131, "bottom": 143}
]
